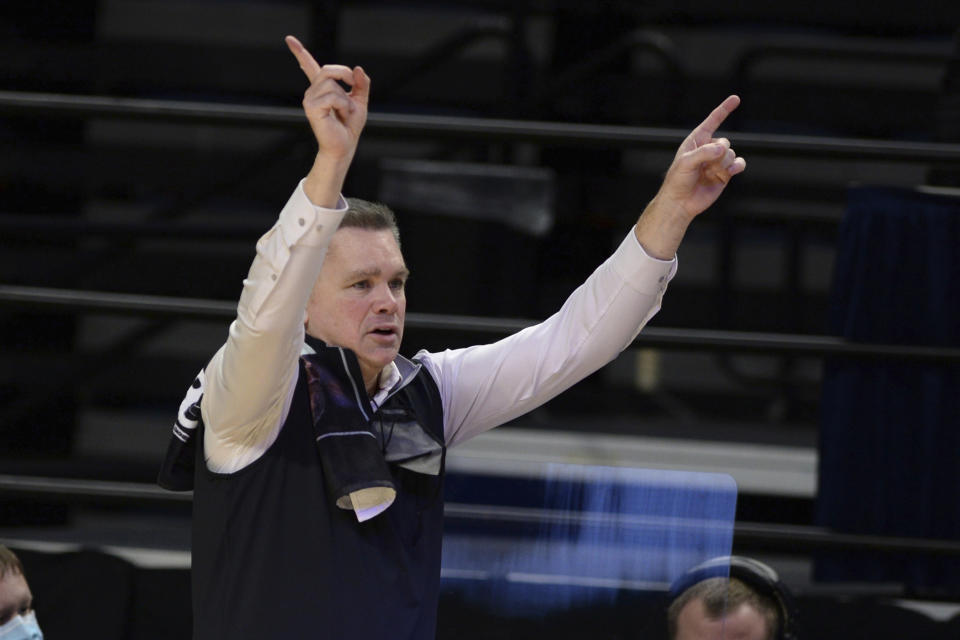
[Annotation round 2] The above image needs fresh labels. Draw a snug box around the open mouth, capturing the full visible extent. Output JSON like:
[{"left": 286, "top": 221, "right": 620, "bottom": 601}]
[{"left": 371, "top": 328, "right": 396, "bottom": 336}]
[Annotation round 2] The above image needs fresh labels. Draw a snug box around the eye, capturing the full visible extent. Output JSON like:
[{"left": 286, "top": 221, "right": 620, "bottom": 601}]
[
  {"left": 389, "top": 278, "right": 405, "bottom": 291},
  {"left": 351, "top": 280, "right": 370, "bottom": 290}
]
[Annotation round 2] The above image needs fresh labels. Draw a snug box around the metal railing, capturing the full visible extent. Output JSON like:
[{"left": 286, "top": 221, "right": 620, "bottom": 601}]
[
  {"left": 4, "top": 90, "right": 960, "bottom": 163},
  {"left": 2, "top": 473, "right": 959, "bottom": 557},
  {"left": 1, "top": 284, "right": 958, "bottom": 362}
]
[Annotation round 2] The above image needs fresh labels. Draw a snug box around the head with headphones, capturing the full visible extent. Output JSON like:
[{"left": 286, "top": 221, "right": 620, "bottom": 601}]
[{"left": 667, "top": 556, "right": 797, "bottom": 640}]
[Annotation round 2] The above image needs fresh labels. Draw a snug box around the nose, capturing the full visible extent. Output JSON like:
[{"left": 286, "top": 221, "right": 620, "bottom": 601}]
[{"left": 373, "top": 282, "right": 399, "bottom": 314}]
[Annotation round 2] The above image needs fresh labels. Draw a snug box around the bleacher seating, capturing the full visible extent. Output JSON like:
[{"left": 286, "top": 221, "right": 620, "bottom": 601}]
[{"left": 2, "top": 2, "right": 959, "bottom": 637}]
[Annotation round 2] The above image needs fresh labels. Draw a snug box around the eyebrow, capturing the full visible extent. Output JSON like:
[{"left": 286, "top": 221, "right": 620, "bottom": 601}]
[{"left": 345, "top": 267, "right": 410, "bottom": 281}]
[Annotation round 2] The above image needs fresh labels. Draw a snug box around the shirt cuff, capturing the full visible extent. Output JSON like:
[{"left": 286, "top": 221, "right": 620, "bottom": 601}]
[
  {"left": 276, "top": 179, "right": 349, "bottom": 248},
  {"left": 609, "top": 229, "right": 679, "bottom": 295}
]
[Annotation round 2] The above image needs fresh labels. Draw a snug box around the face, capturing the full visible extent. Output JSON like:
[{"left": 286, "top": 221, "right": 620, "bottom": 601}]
[
  {"left": 305, "top": 227, "right": 408, "bottom": 391},
  {"left": 675, "top": 598, "right": 769, "bottom": 640},
  {"left": 0, "top": 570, "right": 32, "bottom": 625}
]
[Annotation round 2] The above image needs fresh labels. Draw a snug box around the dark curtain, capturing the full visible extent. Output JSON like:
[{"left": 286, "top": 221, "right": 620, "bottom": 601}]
[{"left": 816, "top": 186, "right": 960, "bottom": 590}]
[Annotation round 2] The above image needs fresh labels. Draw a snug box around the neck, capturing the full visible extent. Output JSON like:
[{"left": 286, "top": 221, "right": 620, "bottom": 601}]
[{"left": 364, "top": 369, "right": 382, "bottom": 396}]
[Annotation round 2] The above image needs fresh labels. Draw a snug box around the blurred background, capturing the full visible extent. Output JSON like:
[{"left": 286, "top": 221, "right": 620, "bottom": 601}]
[{"left": 1, "top": 0, "right": 960, "bottom": 637}]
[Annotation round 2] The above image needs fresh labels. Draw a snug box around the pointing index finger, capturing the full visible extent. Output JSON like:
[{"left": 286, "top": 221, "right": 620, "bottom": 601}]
[
  {"left": 691, "top": 95, "right": 741, "bottom": 142},
  {"left": 285, "top": 35, "right": 322, "bottom": 83}
]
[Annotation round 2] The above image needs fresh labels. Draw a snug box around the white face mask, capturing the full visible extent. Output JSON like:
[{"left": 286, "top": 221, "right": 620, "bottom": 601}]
[{"left": 0, "top": 611, "right": 43, "bottom": 640}]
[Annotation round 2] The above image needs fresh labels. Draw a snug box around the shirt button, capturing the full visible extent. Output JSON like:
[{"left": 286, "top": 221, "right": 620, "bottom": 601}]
[
  {"left": 271, "top": 274, "right": 278, "bottom": 281},
  {"left": 298, "top": 217, "right": 306, "bottom": 226},
  {"left": 316, "top": 225, "right": 323, "bottom": 232}
]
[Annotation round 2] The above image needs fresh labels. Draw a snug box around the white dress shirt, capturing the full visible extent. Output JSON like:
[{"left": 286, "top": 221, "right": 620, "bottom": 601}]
[{"left": 201, "top": 180, "right": 677, "bottom": 475}]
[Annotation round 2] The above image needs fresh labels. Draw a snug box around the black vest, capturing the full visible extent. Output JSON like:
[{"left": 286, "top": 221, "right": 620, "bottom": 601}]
[{"left": 190, "top": 350, "right": 446, "bottom": 639}]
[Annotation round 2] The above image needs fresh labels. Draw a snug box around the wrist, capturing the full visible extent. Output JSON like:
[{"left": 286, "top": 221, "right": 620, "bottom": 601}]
[
  {"left": 646, "top": 192, "right": 697, "bottom": 228},
  {"left": 303, "top": 153, "right": 352, "bottom": 208},
  {"left": 633, "top": 195, "right": 693, "bottom": 260}
]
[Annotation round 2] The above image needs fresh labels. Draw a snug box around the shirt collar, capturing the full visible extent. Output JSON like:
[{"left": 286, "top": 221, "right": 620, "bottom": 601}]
[
  {"left": 301, "top": 335, "right": 415, "bottom": 409},
  {"left": 370, "top": 361, "right": 401, "bottom": 408}
]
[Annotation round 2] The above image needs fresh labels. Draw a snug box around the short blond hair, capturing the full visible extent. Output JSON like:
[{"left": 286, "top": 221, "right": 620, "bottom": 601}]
[{"left": 0, "top": 545, "right": 24, "bottom": 580}]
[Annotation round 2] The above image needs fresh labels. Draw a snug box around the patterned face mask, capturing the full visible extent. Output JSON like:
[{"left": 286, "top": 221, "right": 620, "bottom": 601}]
[{"left": 0, "top": 611, "right": 43, "bottom": 640}]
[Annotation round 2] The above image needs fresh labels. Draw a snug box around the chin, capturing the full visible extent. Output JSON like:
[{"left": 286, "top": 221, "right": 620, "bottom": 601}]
[
  {"left": 365, "top": 346, "right": 399, "bottom": 367},
  {"left": 381, "top": 348, "right": 400, "bottom": 365}
]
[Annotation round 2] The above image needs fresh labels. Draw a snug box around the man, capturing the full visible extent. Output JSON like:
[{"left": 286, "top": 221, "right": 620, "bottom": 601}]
[
  {"left": 667, "top": 556, "right": 795, "bottom": 640},
  {"left": 160, "top": 35, "right": 745, "bottom": 638},
  {"left": 0, "top": 546, "right": 42, "bottom": 640}
]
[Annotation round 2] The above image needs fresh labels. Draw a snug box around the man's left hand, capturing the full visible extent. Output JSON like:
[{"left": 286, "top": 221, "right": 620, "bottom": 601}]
[
  {"left": 634, "top": 96, "right": 746, "bottom": 259},
  {"left": 657, "top": 95, "right": 746, "bottom": 221}
]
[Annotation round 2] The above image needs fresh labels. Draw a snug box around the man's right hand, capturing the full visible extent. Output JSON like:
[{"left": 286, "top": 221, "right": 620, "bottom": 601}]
[{"left": 285, "top": 35, "right": 370, "bottom": 207}]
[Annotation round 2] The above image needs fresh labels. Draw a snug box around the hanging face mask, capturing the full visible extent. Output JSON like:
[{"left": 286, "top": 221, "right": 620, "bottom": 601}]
[{"left": 0, "top": 611, "right": 43, "bottom": 640}]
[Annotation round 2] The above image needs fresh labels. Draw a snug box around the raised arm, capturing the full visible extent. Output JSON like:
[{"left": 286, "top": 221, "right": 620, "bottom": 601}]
[
  {"left": 201, "top": 38, "right": 370, "bottom": 469},
  {"left": 425, "top": 97, "right": 746, "bottom": 446}
]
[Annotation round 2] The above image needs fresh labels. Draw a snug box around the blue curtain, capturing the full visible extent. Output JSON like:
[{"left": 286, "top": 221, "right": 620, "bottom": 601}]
[{"left": 816, "top": 186, "right": 960, "bottom": 588}]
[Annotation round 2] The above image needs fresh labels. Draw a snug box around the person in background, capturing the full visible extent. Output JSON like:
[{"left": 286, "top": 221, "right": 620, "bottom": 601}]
[
  {"left": 667, "top": 556, "right": 797, "bottom": 640},
  {"left": 0, "top": 546, "right": 42, "bottom": 640}
]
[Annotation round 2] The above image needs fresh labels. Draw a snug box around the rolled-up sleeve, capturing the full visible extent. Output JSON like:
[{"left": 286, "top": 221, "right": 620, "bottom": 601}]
[
  {"left": 419, "top": 230, "right": 677, "bottom": 448},
  {"left": 201, "top": 180, "right": 347, "bottom": 468}
]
